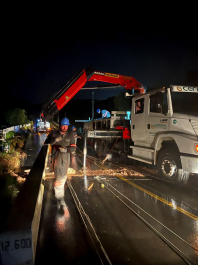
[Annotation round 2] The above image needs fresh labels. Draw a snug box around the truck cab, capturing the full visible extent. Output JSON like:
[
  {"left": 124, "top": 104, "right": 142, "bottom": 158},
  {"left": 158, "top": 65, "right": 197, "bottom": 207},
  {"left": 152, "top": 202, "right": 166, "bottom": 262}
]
[{"left": 129, "top": 86, "right": 198, "bottom": 183}]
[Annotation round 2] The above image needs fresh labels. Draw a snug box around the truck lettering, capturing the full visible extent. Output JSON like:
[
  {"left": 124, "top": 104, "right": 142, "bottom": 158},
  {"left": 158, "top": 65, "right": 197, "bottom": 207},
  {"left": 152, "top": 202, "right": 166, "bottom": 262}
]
[
  {"left": 105, "top": 73, "right": 119, "bottom": 78},
  {"left": 183, "top": 87, "right": 188, "bottom": 91},
  {"left": 94, "top": 71, "right": 105, "bottom": 76},
  {"left": 151, "top": 124, "right": 167, "bottom": 129},
  {"left": 177, "top": 86, "right": 182, "bottom": 91},
  {"left": 175, "top": 86, "right": 198, "bottom": 92}
]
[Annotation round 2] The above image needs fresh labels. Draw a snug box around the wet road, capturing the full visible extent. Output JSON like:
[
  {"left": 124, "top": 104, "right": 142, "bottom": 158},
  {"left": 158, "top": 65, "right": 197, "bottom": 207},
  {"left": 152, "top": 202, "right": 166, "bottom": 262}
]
[
  {"left": 35, "top": 143, "right": 198, "bottom": 264},
  {"left": 23, "top": 132, "right": 47, "bottom": 169}
]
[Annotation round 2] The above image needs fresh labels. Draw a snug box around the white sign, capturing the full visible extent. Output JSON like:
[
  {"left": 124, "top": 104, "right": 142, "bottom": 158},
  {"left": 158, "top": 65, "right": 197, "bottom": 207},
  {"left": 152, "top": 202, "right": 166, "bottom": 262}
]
[
  {"left": 171, "top": 85, "right": 198, "bottom": 92},
  {"left": 0, "top": 231, "right": 33, "bottom": 265}
]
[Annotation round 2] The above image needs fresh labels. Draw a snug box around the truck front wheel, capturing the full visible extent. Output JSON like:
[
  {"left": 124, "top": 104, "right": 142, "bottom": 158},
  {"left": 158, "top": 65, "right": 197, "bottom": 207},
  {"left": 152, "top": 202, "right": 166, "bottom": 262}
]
[{"left": 157, "top": 148, "right": 189, "bottom": 184}]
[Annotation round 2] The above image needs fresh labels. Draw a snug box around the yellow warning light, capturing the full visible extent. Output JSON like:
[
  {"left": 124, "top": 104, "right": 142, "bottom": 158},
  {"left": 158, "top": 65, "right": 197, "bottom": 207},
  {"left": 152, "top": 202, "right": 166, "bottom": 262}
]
[{"left": 196, "top": 144, "right": 198, "bottom": 153}]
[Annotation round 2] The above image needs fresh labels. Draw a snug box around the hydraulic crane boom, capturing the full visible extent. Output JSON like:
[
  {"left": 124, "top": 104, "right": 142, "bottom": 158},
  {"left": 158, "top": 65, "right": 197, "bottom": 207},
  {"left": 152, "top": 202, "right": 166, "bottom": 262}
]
[{"left": 41, "top": 67, "right": 146, "bottom": 121}]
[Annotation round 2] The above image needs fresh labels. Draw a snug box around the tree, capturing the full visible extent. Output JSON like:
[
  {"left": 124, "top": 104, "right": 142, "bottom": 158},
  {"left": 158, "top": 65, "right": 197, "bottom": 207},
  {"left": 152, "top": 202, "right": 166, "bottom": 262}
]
[
  {"left": 114, "top": 91, "right": 130, "bottom": 111},
  {"left": 5, "top": 108, "right": 29, "bottom": 126}
]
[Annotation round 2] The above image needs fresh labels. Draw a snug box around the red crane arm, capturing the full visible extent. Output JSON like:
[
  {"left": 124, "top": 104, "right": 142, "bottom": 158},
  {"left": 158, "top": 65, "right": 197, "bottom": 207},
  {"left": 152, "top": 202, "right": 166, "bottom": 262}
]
[
  {"left": 89, "top": 71, "right": 145, "bottom": 93},
  {"left": 41, "top": 68, "right": 146, "bottom": 121},
  {"left": 55, "top": 70, "right": 87, "bottom": 111}
]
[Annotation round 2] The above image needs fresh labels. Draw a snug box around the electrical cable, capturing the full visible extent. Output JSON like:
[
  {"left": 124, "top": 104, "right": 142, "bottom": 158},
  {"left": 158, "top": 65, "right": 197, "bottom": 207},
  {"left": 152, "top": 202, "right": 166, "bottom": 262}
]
[
  {"left": 96, "top": 177, "right": 197, "bottom": 265},
  {"left": 78, "top": 150, "right": 198, "bottom": 213},
  {"left": 68, "top": 182, "right": 112, "bottom": 265},
  {"left": 98, "top": 177, "right": 197, "bottom": 252},
  {"left": 71, "top": 148, "right": 198, "bottom": 264},
  {"left": 75, "top": 151, "right": 197, "bottom": 252}
]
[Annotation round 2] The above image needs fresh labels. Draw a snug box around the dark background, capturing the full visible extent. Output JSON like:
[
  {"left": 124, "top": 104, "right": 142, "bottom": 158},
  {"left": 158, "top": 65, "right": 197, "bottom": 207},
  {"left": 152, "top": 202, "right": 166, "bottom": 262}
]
[{"left": 1, "top": 5, "right": 198, "bottom": 126}]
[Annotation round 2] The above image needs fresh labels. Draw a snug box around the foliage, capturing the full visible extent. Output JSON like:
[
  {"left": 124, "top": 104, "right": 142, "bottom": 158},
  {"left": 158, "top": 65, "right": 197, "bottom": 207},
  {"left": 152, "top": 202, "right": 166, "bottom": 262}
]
[
  {"left": 1, "top": 132, "right": 25, "bottom": 152},
  {"left": 8, "top": 136, "right": 24, "bottom": 152},
  {"left": 0, "top": 151, "right": 22, "bottom": 174},
  {"left": 5, "top": 108, "right": 30, "bottom": 126},
  {"left": 114, "top": 91, "right": 130, "bottom": 111},
  {"left": 6, "top": 131, "right": 15, "bottom": 139},
  {"left": 0, "top": 139, "right": 8, "bottom": 150}
]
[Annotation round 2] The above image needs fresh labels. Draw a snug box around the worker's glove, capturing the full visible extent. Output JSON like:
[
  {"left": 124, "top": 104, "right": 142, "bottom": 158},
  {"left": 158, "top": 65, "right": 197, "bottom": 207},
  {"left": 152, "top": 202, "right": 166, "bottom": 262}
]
[
  {"left": 55, "top": 135, "right": 62, "bottom": 142},
  {"left": 59, "top": 147, "right": 67, "bottom": 153},
  {"left": 67, "top": 146, "right": 76, "bottom": 153}
]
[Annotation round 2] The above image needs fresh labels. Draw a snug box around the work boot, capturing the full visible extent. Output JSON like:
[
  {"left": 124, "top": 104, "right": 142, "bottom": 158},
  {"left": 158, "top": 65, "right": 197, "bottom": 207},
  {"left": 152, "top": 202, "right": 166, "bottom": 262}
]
[
  {"left": 54, "top": 185, "right": 65, "bottom": 199},
  {"left": 57, "top": 197, "right": 65, "bottom": 215}
]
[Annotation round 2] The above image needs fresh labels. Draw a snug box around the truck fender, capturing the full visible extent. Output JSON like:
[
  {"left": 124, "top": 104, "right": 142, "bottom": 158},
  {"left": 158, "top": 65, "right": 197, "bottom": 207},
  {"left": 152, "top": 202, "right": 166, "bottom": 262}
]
[
  {"left": 154, "top": 133, "right": 180, "bottom": 165},
  {"left": 154, "top": 132, "right": 197, "bottom": 164}
]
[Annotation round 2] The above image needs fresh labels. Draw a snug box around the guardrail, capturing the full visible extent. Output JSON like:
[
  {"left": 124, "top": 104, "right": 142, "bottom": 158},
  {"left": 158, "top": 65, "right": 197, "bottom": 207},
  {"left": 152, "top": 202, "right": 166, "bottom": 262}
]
[
  {"left": 0, "top": 124, "right": 32, "bottom": 139},
  {"left": 0, "top": 144, "right": 49, "bottom": 265}
]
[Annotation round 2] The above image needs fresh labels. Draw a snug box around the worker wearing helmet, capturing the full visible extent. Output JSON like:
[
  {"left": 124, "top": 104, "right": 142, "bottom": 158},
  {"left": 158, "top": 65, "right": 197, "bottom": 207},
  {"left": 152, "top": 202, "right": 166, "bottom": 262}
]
[
  {"left": 71, "top": 125, "right": 81, "bottom": 146},
  {"left": 45, "top": 117, "right": 75, "bottom": 210},
  {"left": 96, "top": 109, "right": 111, "bottom": 118}
]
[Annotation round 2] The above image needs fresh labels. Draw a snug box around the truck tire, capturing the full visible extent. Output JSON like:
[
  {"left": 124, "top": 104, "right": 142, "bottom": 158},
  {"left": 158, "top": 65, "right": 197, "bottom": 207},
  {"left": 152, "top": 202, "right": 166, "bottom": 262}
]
[
  {"left": 102, "top": 140, "right": 108, "bottom": 157},
  {"left": 97, "top": 140, "right": 103, "bottom": 157},
  {"left": 94, "top": 139, "right": 103, "bottom": 157},
  {"left": 93, "top": 139, "right": 100, "bottom": 156},
  {"left": 93, "top": 139, "right": 99, "bottom": 156},
  {"left": 157, "top": 148, "right": 189, "bottom": 184}
]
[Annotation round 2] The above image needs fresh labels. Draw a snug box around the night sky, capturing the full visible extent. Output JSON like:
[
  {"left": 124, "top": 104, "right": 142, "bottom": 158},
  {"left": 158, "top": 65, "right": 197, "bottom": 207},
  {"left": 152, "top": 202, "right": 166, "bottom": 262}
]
[{"left": 2, "top": 8, "right": 198, "bottom": 121}]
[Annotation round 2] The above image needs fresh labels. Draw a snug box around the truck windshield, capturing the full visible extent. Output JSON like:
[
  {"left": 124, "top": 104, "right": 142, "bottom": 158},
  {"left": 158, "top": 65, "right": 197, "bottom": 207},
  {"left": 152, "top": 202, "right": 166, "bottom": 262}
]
[{"left": 171, "top": 92, "right": 198, "bottom": 115}]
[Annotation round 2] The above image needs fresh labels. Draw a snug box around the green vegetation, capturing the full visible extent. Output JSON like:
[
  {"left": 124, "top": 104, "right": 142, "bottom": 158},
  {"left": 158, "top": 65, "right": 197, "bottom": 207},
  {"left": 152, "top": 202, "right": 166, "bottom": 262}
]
[
  {"left": 0, "top": 130, "right": 29, "bottom": 228},
  {"left": 5, "top": 108, "right": 30, "bottom": 126},
  {"left": 0, "top": 108, "right": 33, "bottom": 228},
  {"left": 0, "top": 151, "right": 26, "bottom": 175},
  {"left": 5, "top": 131, "right": 15, "bottom": 139},
  {"left": 0, "top": 130, "right": 26, "bottom": 155}
]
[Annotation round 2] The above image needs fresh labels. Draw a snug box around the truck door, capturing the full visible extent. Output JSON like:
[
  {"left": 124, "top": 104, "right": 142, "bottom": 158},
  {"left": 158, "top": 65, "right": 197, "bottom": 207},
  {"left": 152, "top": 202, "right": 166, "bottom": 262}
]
[
  {"left": 131, "top": 97, "right": 147, "bottom": 142},
  {"left": 146, "top": 92, "right": 169, "bottom": 145}
]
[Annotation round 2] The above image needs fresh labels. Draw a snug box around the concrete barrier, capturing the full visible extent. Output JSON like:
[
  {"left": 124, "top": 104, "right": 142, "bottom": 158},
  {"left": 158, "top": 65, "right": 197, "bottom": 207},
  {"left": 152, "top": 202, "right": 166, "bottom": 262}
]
[{"left": 0, "top": 144, "right": 49, "bottom": 265}]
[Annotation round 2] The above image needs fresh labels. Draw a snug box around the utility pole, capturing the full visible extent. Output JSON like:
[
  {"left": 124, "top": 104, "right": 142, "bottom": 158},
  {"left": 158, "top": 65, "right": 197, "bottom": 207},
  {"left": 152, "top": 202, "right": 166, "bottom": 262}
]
[{"left": 92, "top": 91, "right": 94, "bottom": 120}]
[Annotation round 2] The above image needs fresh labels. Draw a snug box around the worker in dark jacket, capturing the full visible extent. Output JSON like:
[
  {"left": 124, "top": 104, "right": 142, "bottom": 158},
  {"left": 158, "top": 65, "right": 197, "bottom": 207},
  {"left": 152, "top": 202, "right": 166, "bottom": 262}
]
[
  {"left": 71, "top": 126, "right": 81, "bottom": 147},
  {"left": 46, "top": 117, "right": 75, "bottom": 206}
]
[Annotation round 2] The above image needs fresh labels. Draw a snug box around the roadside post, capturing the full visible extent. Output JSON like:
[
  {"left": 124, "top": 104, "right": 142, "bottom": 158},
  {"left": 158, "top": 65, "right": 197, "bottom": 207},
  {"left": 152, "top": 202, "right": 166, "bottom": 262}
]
[{"left": 83, "top": 129, "right": 88, "bottom": 191}]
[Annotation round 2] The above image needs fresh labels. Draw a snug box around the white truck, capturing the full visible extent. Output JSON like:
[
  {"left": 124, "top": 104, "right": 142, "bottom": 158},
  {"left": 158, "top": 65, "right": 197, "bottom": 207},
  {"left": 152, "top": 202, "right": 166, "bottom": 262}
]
[
  {"left": 127, "top": 85, "right": 198, "bottom": 184},
  {"left": 85, "top": 85, "right": 198, "bottom": 184},
  {"left": 41, "top": 67, "right": 198, "bottom": 184}
]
